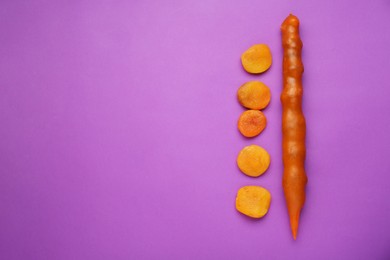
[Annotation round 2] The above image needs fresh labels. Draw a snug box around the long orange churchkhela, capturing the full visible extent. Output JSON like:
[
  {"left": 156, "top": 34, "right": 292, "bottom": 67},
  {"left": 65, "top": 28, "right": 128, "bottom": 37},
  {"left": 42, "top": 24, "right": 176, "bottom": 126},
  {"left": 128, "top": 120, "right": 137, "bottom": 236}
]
[{"left": 281, "top": 14, "right": 308, "bottom": 240}]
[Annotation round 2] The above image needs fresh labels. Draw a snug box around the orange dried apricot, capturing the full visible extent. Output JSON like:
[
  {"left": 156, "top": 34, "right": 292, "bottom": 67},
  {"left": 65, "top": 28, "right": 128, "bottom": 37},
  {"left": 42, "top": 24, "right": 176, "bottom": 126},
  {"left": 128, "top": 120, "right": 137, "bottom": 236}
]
[
  {"left": 241, "top": 44, "right": 272, "bottom": 74},
  {"left": 237, "top": 110, "right": 267, "bottom": 137},
  {"left": 236, "top": 186, "right": 271, "bottom": 218},
  {"left": 237, "top": 145, "right": 270, "bottom": 177},
  {"left": 237, "top": 81, "right": 271, "bottom": 110}
]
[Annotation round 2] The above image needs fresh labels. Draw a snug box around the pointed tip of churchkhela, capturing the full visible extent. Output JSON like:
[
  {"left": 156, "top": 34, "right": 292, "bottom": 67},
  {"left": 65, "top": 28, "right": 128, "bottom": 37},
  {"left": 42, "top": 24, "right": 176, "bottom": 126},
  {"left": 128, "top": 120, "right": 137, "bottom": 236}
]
[
  {"left": 290, "top": 207, "right": 301, "bottom": 240},
  {"left": 282, "top": 14, "right": 300, "bottom": 29}
]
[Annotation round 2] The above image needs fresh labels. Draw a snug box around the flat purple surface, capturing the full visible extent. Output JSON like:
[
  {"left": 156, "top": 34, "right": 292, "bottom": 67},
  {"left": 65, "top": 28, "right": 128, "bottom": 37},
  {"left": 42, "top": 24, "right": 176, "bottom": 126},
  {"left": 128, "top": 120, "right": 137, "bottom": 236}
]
[{"left": 1, "top": 1, "right": 390, "bottom": 259}]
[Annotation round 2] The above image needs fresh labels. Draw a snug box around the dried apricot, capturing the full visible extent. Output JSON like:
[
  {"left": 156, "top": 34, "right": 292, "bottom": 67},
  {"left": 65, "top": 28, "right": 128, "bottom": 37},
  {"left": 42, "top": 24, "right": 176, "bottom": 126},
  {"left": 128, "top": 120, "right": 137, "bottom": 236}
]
[
  {"left": 241, "top": 44, "right": 272, "bottom": 74},
  {"left": 236, "top": 186, "right": 271, "bottom": 218},
  {"left": 237, "top": 145, "right": 270, "bottom": 177},
  {"left": 238, "top": 110, "right": 267, "bottom": 137},
  {"left": 237, "top": 81, "right": 271, "bottom": 110}
]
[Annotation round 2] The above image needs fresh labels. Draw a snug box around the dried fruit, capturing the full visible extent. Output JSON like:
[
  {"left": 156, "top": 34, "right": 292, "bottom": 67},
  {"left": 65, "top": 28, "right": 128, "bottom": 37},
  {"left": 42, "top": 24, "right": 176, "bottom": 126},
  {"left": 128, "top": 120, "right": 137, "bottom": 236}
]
[
  {"left": 238, "top": 110, "right": 267, "bottom": 138},
  {"left": 237, "top": 145, "right": 270, "bottom": 177},
  {"left": 237, "top": 81, "right": 271, "bottom": 110},
  {"left": 236, "top": 186, "right": 271, "bottom": 218},
  {"left": 241, "top": 44, "right": 272, "bottom": 74}
]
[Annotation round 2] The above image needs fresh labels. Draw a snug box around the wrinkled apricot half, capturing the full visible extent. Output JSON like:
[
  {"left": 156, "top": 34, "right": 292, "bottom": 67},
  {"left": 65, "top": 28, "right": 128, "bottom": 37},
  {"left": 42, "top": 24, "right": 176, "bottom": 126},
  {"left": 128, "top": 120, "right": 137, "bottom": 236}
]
[
  {"left": 241, "top": 44, "right": 272, "bottom": 74},
  {"left": 236, "top": 186, "right": 271, "bottom": 218},
  {"left": 237, "top": 81, "right": 271, "bottom": 110},
  {"left": 238, "top": 110, "right": 267, "bottom": 137},
  {"left": 237, "top": 145, "right": 270, "bottom": 177}
]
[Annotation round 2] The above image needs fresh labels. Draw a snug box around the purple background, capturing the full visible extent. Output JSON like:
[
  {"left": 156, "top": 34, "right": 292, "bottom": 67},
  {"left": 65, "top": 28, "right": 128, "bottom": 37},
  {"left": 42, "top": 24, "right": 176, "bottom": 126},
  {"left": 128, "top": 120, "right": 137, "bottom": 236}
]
[{"left": 1, "top": 0, "right": 390, "bottom": 259}]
